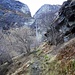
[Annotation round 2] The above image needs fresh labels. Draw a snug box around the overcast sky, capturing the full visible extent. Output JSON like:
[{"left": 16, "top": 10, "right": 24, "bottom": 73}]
[{"left": 18, "top": 0, "right": 66, "bottom": 16}]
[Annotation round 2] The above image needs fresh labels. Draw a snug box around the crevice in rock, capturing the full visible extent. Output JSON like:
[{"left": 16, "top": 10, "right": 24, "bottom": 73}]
[
  {"left": 69, "top": 14, "right": 75, "bottom": 22},
  {"left": 71, "top": 26, "right": 75, "bottom": 34}
]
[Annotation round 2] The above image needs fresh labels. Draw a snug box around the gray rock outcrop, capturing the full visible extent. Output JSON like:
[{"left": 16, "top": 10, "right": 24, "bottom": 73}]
[
  {"left": 0, "top": 0, "right": 35, "bottom": 66},
  {"left": 45, "top": 0, "right": 75, "bottom": 45},
  {"left": 33, "top": 4, "right": 60, "bottom": 41}
]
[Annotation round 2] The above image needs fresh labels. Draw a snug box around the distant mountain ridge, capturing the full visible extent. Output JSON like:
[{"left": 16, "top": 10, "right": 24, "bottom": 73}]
[
  {"left": 34, "top": 4, "right": 60, "bottom": 18},
  {"left": 45, "top": 0, "right": 75, "bottom": 45},
  {"left": 0, "top": 0, "right": 33, "bottom": 29},
  {"left": 32, "top": 4, "right": 60, "bottom": 41}
]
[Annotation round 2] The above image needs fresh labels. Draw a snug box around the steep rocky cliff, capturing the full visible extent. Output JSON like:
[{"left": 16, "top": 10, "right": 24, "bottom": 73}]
[
  {"left": 0, "top": 0, "right": 34, "bottom": 29},
  {"left": 33, "top": 4, "right": 60, "bottom": 41},
  {"left": 1, "top": 0, "right": 75, "bottom": 75},
  {"left": 34, "top": 4, "right": 60, "bottom": 19},
  {"left": 0, "top": 0, "right": 35, "bottom": 69},
  {"left": 45, "top": 0, "right": 75, "bottom": 45}
]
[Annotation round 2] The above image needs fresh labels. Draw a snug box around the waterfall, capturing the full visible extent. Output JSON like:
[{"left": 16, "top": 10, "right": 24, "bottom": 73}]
[
  {"left": 36, "top": 22, "right": 38, "bottom": 40},
  {"left": 35, "top": 20, "right": 42, "bottom": 42}
]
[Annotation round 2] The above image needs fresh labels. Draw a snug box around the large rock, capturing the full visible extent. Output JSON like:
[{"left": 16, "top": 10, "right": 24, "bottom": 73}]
[{"left": 45, "top": 0, "right": 75, "bottom": 45}]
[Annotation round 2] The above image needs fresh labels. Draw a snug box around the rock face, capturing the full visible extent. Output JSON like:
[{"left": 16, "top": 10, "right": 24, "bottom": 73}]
[
  {"left": 0, "top": 0, "right": 31, "bottom": 15},
  {"left": 0, "top": 0, "right": 35, "bottom": 67},
  {"left": 45, "top": 0, "right": 75, "bottom": 45},
  {"left": 0, "top": 0, "right": 34, "bottom": 29},
  {"left": 33, "top": 4, "right": 60, "bottom": 41},
  {"left": 0, "top": 50, "right": 12, "bottom": 65},
  {"left": 34, "top": 4, "right": 60, "bottom": 19}
]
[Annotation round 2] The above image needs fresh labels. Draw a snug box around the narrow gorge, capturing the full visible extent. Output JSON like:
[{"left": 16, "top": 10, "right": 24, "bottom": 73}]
[{"left": 0, "top": 0, "right": 75, "bottom": 75}]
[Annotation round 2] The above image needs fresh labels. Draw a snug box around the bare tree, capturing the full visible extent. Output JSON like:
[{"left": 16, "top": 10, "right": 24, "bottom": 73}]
[{"left": 12, "top": 27, "right": 34, "bottom": 54}]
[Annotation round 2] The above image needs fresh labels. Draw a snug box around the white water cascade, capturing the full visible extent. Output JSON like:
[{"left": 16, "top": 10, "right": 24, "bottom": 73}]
[{"left": 35, "top": 20, "right": 42, "bottom": 42}]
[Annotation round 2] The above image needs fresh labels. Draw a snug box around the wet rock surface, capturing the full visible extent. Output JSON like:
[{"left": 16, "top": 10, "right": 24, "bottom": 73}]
[{"left": 34, "top": 4, "right": 60, "bottom": 19}]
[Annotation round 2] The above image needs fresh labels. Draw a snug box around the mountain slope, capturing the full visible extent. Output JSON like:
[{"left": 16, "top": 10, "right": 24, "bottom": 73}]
[
  {"left": 45, "top": 0, "right": 75, "bottom": 45},
  {"left": 34, "top": 4, "right": 60, "bottom": 19},
  {"left": 32, "top": 4, "right": 60, "bottom": 42},
  {"left": 0, "top": 1, "right": 35, "bottom": 73},
  {"left": 0, "top": 0, "right": 34, "bottom": 29}
]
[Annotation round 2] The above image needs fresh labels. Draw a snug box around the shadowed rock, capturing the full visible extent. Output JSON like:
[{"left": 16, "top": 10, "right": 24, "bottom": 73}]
[{"left": 45, "top": 0, "right": 75, "bottom": 45}]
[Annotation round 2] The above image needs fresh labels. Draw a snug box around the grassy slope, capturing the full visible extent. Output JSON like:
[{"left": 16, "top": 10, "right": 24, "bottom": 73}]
[
  {"left": 6, "top": 38, "right": 75, "bottom": 75},
  {"left": 32, "top": 38, "right": 75, "bottom": 75}
]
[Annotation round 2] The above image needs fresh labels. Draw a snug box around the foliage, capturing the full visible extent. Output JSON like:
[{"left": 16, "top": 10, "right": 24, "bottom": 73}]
[{"left": 30, "top": 40, "right": 75, "bottom": 75}]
